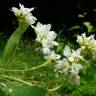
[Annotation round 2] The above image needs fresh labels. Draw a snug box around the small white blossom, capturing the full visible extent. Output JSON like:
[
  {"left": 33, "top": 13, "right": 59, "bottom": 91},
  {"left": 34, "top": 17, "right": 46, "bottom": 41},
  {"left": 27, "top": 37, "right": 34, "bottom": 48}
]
[
  {"left": 35, "top": 22, "right": 51, "bottom": 42},
  {"left": 63, "top": 45, "right": 71, "bottom": 57},
  {"left": 35, "top": 22, "right": 51, "bottom": 35},
  {"left": 63, "top": 45, "right": 84, "bottom": 62},
  {"left": 62, "top": 58, "right": 70, "bottom": 75},
  {"left": 55, "top": 58, "right": 70, "bottom": 75},
  {"left": 11, "top": 3, "right": 37, "bottom": 25},
  {"left": 11, "top": 7, "right": 21, "bottom": 16},
  {"left": 55, "top": 60, "right": 63, "bottom": 72},
  {"left": 68, "top": 71, "right": 80, "bottom": 84},
  {"left": 63, "top": 45, "right": 74, "bottom": 62},
  {"left": 68, "top": 63, "right": 82, "bottom": 84},
  {"left": 44, "top": 51, "right": 61, "bottom": 61},
  {"left": 42, "top": 47, "right": 50, "bottom": 55},
  {"left": 70, "top": 63, "right": 83, "bottom": 74},
  {"left": 71, "top": 48, "right": 84, "bottom": 61},
  {"left": 42, "top": 39, "right": 58, "bottom": 48}
]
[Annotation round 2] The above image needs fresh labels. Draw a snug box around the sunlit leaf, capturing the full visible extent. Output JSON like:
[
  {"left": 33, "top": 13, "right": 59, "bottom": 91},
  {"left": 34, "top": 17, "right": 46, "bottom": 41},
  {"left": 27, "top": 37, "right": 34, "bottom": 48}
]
[
  {"left": 6, "top": 84, "right": 48, "bottom": 96},
  {"left": 83, "top": 22, "right": 93, "bottom": 33}
]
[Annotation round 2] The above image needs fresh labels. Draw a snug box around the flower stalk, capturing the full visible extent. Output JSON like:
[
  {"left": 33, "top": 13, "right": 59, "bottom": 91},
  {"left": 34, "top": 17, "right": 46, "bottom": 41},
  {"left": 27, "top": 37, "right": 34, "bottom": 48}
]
[
  {"left": 0, "top": 75, "right": 34, "bottom": 86},
  {"left": 4, "top": 60, "right": 51, "bottom": 72}
]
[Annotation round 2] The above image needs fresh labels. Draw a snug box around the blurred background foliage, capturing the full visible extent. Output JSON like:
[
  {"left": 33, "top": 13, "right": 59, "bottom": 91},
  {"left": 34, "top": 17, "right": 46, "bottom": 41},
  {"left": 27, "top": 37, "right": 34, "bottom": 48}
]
[{"left": 1, "top": 0, "right": 96, "bottom": 37}]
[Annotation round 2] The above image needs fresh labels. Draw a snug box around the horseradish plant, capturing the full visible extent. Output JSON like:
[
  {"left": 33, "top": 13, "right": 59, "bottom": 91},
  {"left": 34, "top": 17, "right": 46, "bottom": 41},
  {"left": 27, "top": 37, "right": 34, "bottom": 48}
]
[{"left": 0, "top": 3, "right": 96, "bottom": 96}]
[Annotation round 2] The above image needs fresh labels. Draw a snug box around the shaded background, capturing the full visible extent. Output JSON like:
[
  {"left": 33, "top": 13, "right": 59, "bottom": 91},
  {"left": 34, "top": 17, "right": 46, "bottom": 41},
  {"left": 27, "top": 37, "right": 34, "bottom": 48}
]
[{"left": 0, "top": 0, "right": 96, "bottom": 37}]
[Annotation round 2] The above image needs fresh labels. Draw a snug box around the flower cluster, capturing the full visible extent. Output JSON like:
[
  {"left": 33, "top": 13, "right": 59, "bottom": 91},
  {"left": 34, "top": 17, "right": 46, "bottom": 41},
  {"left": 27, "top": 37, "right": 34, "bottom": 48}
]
[
  {"left": 11, "top": 3, "right": 37, "bottom": 25},
  {"left": 55, "top": 46, "right": 83, "bottom": 84},
  {"left": 35, "top": 22, "right": 58, "bottom": 49},
  {"left": 31, "top": 22, "right": 60, "bottom": 62},
  {"left": 34, "top": 23, "right": 62, "bottom": 74},
  {"left": 77, "top": 33, "right": 96, "bottom": 58}
]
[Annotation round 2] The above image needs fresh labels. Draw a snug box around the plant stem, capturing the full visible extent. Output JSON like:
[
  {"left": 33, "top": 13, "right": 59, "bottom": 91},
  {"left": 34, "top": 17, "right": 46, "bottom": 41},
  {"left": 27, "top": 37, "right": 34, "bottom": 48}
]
[
  {"left": 31, "top": 25, "right": 37, "bottom": 30},
  {"left": 4, "top": 61, "right": 50, "bottom": 72},
  {"left": 0, "top": 76, "right": 15, "bottom": 85},
  {"left": 0, "top": 75, "right": 33, "bottom": 86},
  {"left": 48, "top": 83, "right": 63, "bottom": 92}
]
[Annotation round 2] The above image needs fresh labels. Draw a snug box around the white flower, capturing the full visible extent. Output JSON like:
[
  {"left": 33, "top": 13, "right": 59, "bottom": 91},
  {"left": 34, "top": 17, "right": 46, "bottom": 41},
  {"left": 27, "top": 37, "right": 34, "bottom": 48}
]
[
  {"left": 35, "top": 22, "right": 58, "bottom": 48},
  {"left": 68, "top": 63, "right": 82, "bottom": 84},
  {"left": 55, "top": 60, "right": 63, "bottom": 72},
  {"left": 11, "top": 7, "right": 21, "bottom": 16},
  {"left": 42, "top": 47, "right": 50, "bottom": 55},
  {"left": 35, "top": 22, "right": 51, "bottom": 34},
  {"left": 63, "top": 45, "right": 84, "bottom": 62},
  {"left": 77, "top": 33, "right": 96, "bottom": 50},
  {"left": 68, "top": 71, "right": 80, "bottom": 84},
  {"left": 63, "top": 46, "right": 83, "bottom": 84},
  {"left": 55, "top": 58, "right": 70, "bottom": 75},
  {"left": 62, "top": 58, "right": 70, "bottom": 75},
  {"left": 70, "top": 63, "right": 83, "bottom": 74},
  {"left": 11, "top": 3, "right": 37, "bottom": 25},
  {"left": 47, "top": 31, "right": 57, "bottom": 41},
  {"left": 63, "top": 45, "right": 71, "bottom": 57},
  {"left": 42, "top": 39, "right": 58, "bottom": 48},
  {"left": 63, "top": 45, "right": 74, "bottom": 62},
  {"left": 71, "top": 48, "right": 84, "bottom": 61},
  {"left": 35, "top": 22, "right": 51, "bottom": 42},
  {"left": 44, "top": 51, "right": 61, "bottom": 61}
]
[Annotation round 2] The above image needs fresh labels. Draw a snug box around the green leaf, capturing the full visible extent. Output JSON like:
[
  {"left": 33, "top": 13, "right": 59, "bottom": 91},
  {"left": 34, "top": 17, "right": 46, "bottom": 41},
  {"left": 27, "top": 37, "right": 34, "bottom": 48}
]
[
  {"left": 69, "top": 91, "right": 81, "bottom": 96},
  {"left": 56, "top": 43, "right": 64, "bottom": 53},
  {"left": 83, "top": 22, "right": 93, "bottom": 33},
  {"left": 4, "top": 24, "right": 29, "bottom": 64},
  {"left": 67, "top": 25, "right": 80, "bottom": 31},
  {"left": 6, "top": 84, "right": 48, "bottom": 96}
]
